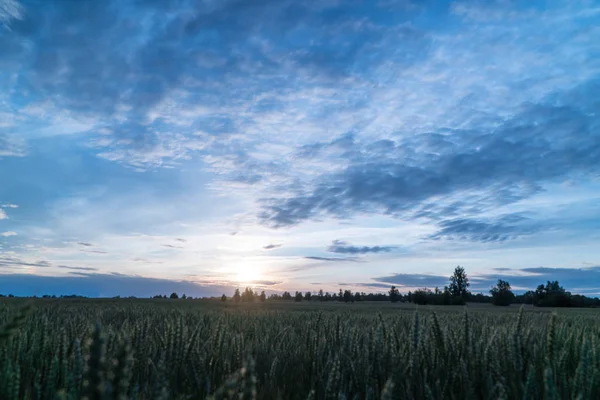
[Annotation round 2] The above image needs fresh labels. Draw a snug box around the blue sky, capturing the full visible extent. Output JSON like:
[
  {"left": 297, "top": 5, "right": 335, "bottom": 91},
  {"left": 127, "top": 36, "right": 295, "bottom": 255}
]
[{"left": 1, "top": 0, "right": 599, "bottom": 298}]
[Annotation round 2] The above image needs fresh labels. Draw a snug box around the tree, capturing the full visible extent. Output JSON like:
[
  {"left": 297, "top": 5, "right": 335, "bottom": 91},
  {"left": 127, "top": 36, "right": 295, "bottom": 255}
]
[
  {"left": 490, "top": 280, "right": 515, "bottom": 306},
  {"left": 295, "top": 291, "right": 303, "bottom": 302},
  {"left": 169, "top": 292, "right": 179, "bottom": 299},
  {"left": 233, "top": 289, "right": 241, "bottom": 303},
  {"left": 282, "top": 291, "right": 292, "bottom": 300},
  {"left": 221, "top": 294, "right": 227, "bottom": 302},
  {"left": 533, "top": 281, "right": 570, "bottom": 307},
  {"left": 305, "top": 291, "right": 312, "bottom": 301},
  {"left": 343, "top": 290, "right": 353, "bottom": 303},
  {"left": 318, "top": 289, "right": 324, "bottom": 301},
  {"left": 259, "top": 291, "right": 266, "bottom": 302},
  {"left": 353, "top": 292, "right": 362, "bottom": 302},
  {"left": 242, "top": 287, "right": 255, "bottom": 302},
  {"left": 181, "top": 293, "right": 187, "bottom": 299},
  {"left": 338, "top": 289, "right": 344, "bottom": 302},
  {"left": 412, "top": 288, "right": 430, "bottom": 305},
  {"left": 389, "top": 286, "right": 400, "bottom": 303},
  {"left": 448, "top": 266, "right": 470, "bottom": 303}
]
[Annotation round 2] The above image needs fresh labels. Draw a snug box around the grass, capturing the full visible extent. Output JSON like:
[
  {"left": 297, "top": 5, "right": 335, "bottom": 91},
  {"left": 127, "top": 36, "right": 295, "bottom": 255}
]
[{"left": 0, "top": 298, "right": 599, "bottom": 399}]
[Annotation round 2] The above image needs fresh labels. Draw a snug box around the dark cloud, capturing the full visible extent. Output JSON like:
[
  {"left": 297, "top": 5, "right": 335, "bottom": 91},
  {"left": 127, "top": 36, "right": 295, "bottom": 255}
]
[
  {"left": 327, "top": 240, "right": 396, "bottom": 254},
  {"left": 2, "top": 0, "right": 428, "bottom": 167},
  {"left": 174, "top": 238, "right": 187, "bottom": 243},
  {"left": 162, "top": 244, "right": 183, "bottom": 249},
  {"left": 427, "top": 214, "right": 540, "bottom": 242},
  {"left": 372, "top": 266, "right": 600, "bottom": 294},
  {"left": 0, "top": 272, "right": 236, "bottom": 298},
  {"left": 373, "top": 273, "right": 449, "bottom": 288},
  {"left": 260, "top": 84, "right": 600, "bottom": 231},
  {"left": 81, "top": 249, "right": 109, "bottom": 254},
  {"left": 132, "top": 257, "right": 163, "bottom": 264},
  {"left": 57, "top": 265, "right": 98, "bottom": 271},
  {"left": 245, "top": 280, "right": 281, "bottom": 286},
  {"left": 0, "top": 256, "right": 51, "bottom": 268},
  {"left": 77, "top": 242, "right": 93, "bottom": 247},
  {"left": 304, "top": 256, "right": 360, "bottom": 262},
  {"left": 347, "top": 282, "right": 393, "bottom": 289},
  {"left": 263, "top": 243, "right": 282, "bottom": 250}
]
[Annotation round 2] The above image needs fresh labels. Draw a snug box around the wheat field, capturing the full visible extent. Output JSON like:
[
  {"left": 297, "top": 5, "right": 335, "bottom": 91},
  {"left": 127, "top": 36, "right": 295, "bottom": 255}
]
[{"left": 0, "top": 299, "right": 598, "bottom": 399}]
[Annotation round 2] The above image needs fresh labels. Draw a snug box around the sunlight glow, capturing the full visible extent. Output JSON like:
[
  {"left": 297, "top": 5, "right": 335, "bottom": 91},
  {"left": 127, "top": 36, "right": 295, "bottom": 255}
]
[{"left": 235, "top": 264, "right": 263, "bottom": 283}]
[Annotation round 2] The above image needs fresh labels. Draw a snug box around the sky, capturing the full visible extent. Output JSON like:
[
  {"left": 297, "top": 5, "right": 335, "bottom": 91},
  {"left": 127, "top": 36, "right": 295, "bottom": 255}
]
[{"left": 1, "top": 0, "right": 599, "bottom": 298}]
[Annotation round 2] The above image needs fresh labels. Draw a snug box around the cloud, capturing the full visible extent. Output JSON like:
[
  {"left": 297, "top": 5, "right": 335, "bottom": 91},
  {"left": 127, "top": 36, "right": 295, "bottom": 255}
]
[
  {"left": 373, "top": 273, "right": 449, "bottom": 288},
  {"left": 327, "top": 240, "right": 396, "bottom": 254},
  {"left": 0, "top": 255, "right": 51, "bottom": 269},
  {"left": 0, "top": 0, "right": 22, "bottom": 28},
  {"left": 162, "top": 244, "right": 184, "bottom": 249},
  {"left": 372, "top": 266, "right": 600, "bottom": 295},
  {"left": 304, "top": 256, "right": 360, "bottom": 262},
  {"left": 263, "top": 243, "right": 282, "bottom": 250},
  {"left": 77, "top": 242, "right": 93, "bottom": 247},
  {"left": 0, "top": 134, "right": 26, "bottom": 157},
  {"left": 80, "top": 249, "right": 109, "bottom": 254},
  {"left": 0, "top": 272, "right": 237, "bottom": 297},
  {"left": 0, "top": 209, "right": 7, "bottom": 220},
  {"left": 259, "top": 85, "right": 600, "bottom": 229},
  {"left": 0, "top": 0, "right": 431, "bottom": 170},
  {"left": 427, "top": 214, "right": 540, "bottom": 242},
  {"left": 1, "top": 231, "right": 17, "bottom": 237},
  {"left": 0, "top": 204, "right": 18, "bottom": 208},
  {"left": 57, "top": 265, "right": 98, "bottom": 271},
  {"left": 244, "top": 280, "right": 281, "bottom": 286}
]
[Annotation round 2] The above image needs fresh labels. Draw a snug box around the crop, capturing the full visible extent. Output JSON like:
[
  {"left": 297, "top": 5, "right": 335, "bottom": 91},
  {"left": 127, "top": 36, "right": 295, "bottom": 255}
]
[{"left": 0, "top": 299, "right": 598, "bottom": 399}]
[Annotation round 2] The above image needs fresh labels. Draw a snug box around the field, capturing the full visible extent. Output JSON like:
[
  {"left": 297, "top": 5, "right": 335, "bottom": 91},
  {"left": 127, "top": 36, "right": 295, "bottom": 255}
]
[{"left": 0, "top": 299, "right": 599, "bottom": 399}]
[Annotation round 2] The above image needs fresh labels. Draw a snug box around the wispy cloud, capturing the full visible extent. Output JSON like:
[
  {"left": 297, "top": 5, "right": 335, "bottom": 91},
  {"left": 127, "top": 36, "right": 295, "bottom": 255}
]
[
  {"left": 0, "top": 255, "right": 51, "bottom": 269},
  {"left": 0, "top": 0, "right": 22, "bottom": 28},
  {"left": 1, "top": 231, "right": 17, "bottom": 237},
  {"left": 263, "top": 244, "right": 282, "bottom": 250},
  {"left": 327, "top": 240, "right": 396, "bottom": 254},
  {"left": 304, "top": 256, "right": 360, "bottom": 263}
]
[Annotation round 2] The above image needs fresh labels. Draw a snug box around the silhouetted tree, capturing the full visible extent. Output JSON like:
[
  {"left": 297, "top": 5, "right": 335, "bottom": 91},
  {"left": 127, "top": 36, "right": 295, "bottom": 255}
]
[
  {"left": 282, "top": 291, "right": 292, "bottom": 300},
  {"left": 449, "top": 266, "right": 470, "bottom": 304},
  {"left": 338, "top": 289, "right": 344, "bottom": 302},
  {"left": 259, "top": 291, "right": 266, "bottom": 302},
  {"left": 389, "top": 286, "right": 400, "bottom": 303},
  {"left": 412, "top": 288, "right": 430, "bottom": 305},
  {"left": 343, "top": 289, "right": 353, "bottom": 303},
  {"left": 169, "top": 292, "right": 179, "bottom": 299},
  {"left": 305, "top": 291, "right": 312, "bottom": 301},
  {"left": 515, "top": 291, "right": 535, "bottom": 304},
  {"left": 318, "top": 289, "right": 324, "bottom": 301},
  {"left": 233, "top": 289, "right": 241, "bottom": 303},
  {"left": 181, "top": 293, "right": 187, "bottom": 299},
  {"left": 533, "top": 281, "right": 570, "bottom": 307},
  {"left": 221, "top": 294, "right": 227, "bottom": 302},
  {"left": 490, "top": 280, "right": 515, "bottom": 306},
  {"left": 354, "top": 292, "right": 362, "bottom": 302},
  {"left": 295, "top": 291, "right": 303, "bottom": 302},
  {"left": 242, "top": 287, "right": 255, "bottom": 302}
]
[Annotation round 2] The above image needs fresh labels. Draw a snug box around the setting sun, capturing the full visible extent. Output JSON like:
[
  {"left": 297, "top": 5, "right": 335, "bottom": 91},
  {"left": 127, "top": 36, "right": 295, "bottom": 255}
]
[{"left": 235, "top": 264, "right": 263, "bottom": 284}]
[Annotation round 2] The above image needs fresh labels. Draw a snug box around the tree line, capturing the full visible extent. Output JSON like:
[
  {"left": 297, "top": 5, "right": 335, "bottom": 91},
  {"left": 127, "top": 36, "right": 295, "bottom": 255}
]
[{"left": 218, "top": 266, "right": 600, "bottom": 308}]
